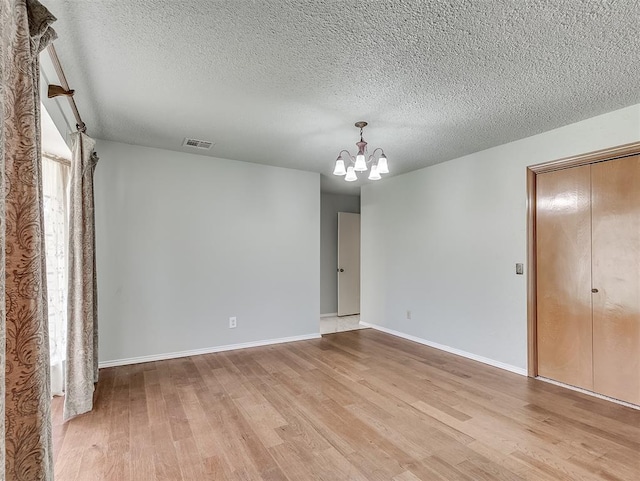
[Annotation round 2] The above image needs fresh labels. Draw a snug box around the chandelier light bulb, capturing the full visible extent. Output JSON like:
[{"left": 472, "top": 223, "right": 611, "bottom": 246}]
[
  {"left": 377, "top": 153, "right": 389, "bottom": 174},
  {"left": 368, "top": 164, "right": 381, "bottom": 180},
  {"left": 345, "top": 166, "right": 357, "bottom": 181},
  {"left": 354, "top": 152, "right": 367, "bottom": 171},
  {"left": 333, "top": 158, "right": 347, "bottom": 176}
]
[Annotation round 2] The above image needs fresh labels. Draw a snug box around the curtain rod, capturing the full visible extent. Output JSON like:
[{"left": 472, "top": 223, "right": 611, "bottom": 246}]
[{"left": 46, "top": 43, "right": 87, "bottom": 133}]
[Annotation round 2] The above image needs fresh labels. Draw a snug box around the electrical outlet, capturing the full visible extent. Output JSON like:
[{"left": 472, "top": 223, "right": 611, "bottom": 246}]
[
  {"left": 406, "top": 310, "right": 412, "bottom": 320},
  {"left": 229, "top": 316, "right": 237, "bottom": 329}
]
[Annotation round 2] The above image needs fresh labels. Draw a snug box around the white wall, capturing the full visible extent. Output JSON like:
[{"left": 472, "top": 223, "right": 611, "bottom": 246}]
[
  {"left": 95, "top": 140, "right": 320, "bottom": 363},
  {"left": 320, "top": 193, "right": 360, "bottom": 314},
  {"left": 361, "top": 104, "right": 640, "bottom": 371}
]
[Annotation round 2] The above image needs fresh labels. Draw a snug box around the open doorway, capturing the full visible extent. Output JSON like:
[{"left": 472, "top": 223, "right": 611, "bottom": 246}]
[{"left": 319, "top": 193, "right": 365, "bottom": 334}]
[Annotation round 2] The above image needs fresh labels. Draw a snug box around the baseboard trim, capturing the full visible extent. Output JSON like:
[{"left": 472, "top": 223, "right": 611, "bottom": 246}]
[
  {"left": 98, "top": 333, "right": 321, "bottom": 368},
  {"left": 320, "top": 312, "right": 338, "bottom": 318},
  {"left": 536, "top": 377, "right": 640, "bottom": 410},
  {"left": 360, "top": 321, "right": 527, "bottom": 376}
]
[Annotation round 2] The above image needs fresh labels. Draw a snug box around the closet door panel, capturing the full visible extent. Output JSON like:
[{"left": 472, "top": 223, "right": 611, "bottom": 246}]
[
  {"left": 591, "top": 155, "right": 640, "bottom": 405},
  {"left": 536, "top": 166, "right": 593, "bottom": 390}
]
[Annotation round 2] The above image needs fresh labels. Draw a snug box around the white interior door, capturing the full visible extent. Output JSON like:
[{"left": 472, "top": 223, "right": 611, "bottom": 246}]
[{"left": 337, "top": 212, "right": 360, "bottom": 316}]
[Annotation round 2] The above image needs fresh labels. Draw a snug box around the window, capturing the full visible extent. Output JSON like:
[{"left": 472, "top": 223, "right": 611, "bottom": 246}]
[{"left": 42, "top": 154, "right": 70, "bottom": 396}]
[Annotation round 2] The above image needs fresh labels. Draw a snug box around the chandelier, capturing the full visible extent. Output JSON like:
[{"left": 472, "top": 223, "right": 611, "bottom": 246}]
[{"left": 333, "top": 121, "right": 389, "bottom": 181}]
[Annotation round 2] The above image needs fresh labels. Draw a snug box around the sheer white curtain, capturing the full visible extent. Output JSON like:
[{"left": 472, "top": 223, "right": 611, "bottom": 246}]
[{"left": 42, "top": 154, "right": 70, "bottom": 396}]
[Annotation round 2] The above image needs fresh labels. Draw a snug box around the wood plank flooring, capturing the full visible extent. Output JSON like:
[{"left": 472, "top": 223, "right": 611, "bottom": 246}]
[{"left": 52, "top": 329, "right": 640, "bottom": 480}]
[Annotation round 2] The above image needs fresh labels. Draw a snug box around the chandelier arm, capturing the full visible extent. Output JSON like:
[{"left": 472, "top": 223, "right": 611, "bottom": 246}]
[
  {"left": 367, "top": 148, "right": 385, "bottom": 164},
  {"left": 370, "top": 147, "right": 384, "bottom": 158},
  {"left": 338, "top": 149, "right": 356, "bottom": 163}
]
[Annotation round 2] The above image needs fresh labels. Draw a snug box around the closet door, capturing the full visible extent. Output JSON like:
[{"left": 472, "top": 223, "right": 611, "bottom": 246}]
[
  {"left": 536, "top": 165, "right": 593, "bottom": 390},
  {"left": 591, "top": 155, "right": 640, "bottom": 405}
]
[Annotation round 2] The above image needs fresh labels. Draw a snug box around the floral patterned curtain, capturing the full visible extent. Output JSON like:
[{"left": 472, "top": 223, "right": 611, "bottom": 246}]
[
  {"left": 0, "top": 0, "right": 57, "bottom": 479},
  {"left": 63, "top": 132, "right": 98, "bottom": 421}
]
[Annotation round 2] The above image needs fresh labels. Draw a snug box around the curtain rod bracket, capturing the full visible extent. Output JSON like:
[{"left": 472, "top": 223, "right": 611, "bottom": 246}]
[{"left": 48, "top": 84, "right": 75, "bottom": 98}]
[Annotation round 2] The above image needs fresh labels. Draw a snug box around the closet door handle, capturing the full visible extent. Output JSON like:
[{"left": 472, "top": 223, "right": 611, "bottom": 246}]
[{"left": 591, "top": 288, "right": 599, "bottom": 293}]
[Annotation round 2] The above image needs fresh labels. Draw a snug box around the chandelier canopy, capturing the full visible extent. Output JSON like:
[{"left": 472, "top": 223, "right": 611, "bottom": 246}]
[{"left": 333, "top": 121, "right": 388, "bottom": 182}]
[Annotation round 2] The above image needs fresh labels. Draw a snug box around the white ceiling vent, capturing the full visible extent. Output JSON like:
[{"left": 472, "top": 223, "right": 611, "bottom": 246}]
[{"left": 183, "top": 137, "right": 214, "bottom": 150}]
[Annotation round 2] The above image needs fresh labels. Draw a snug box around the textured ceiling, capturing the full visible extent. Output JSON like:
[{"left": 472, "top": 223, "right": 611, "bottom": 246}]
[{"left": 43, "top": 0, "right": 640, "bottom": 194}]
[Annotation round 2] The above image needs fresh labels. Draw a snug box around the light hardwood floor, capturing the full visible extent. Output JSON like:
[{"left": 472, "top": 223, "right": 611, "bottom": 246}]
[{"left": 52, "top": 329, "right": 640, "bottom": 480}]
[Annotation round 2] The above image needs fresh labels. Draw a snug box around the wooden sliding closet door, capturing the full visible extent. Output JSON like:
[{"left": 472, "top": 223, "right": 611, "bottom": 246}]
[
  {"left": 536, "top": 166, "right": 593, "bottom": 390},
  {"left": 591, "top": 155, "right": 640, "bottom": 405}
]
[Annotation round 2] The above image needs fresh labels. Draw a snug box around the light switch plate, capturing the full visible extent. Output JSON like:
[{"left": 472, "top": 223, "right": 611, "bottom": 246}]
[{"left": 516, "top": 263, "right": 524, "bottom": 275}]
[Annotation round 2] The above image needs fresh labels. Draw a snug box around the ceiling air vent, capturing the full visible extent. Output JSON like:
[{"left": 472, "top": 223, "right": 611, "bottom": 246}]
[{"left": 183, "top": 137, "right": 214, "bottom": 150}]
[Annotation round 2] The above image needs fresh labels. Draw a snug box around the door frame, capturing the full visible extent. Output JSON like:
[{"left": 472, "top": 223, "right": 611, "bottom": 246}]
[{"left": 526, "top": 141, "right": 640, "bottom": 377}]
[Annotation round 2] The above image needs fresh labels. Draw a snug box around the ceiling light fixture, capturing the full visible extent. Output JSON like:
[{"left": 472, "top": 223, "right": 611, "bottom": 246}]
[{"left": 333, "top": 121, "right": 389, "bottom": 182}]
